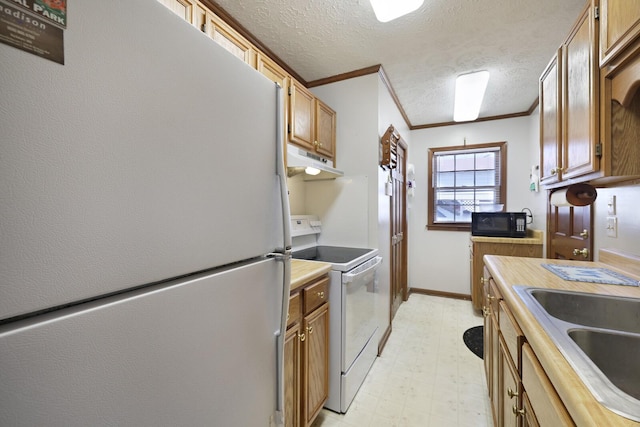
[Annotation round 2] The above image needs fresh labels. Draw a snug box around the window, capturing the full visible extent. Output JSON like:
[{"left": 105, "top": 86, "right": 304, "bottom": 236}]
[{"left": 427, "top": 141, "right": 507, "bottom": 231}]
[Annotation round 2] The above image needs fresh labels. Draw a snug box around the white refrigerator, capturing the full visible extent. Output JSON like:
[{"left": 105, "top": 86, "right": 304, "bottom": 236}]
[{"left": 0, "top": 0, "right": 291, "bottom": 426}]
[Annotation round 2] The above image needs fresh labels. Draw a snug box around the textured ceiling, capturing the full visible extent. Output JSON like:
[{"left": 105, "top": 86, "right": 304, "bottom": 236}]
[{"left": 212, "top": 0, "right": 586, "bottom": 127}]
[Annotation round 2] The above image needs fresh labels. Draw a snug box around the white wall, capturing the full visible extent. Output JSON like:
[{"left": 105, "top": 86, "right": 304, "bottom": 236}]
[
  {"left": 309, "top": 75, "right": 379, "bottom": 248},
  {"left": 304, "top": 73, "right": 410, "bottom": 343},
  {"left": 592, "top": 184, "right": 640, "bottom": 259},
  {"left": 408, "top": 116, "right": 543, "bottom": 295}
]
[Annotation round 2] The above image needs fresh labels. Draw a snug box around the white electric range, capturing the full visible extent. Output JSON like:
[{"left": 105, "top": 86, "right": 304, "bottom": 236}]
[{"left": 290, "top": 215, "right": 381, "bottom": 413}]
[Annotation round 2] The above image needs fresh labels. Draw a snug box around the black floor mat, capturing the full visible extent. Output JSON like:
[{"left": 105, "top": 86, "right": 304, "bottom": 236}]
[{"left": 463, "top": 326, "right": 484, "bottom": 359}]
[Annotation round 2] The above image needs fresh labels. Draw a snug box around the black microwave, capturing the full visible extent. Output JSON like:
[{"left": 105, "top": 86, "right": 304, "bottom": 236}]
[{"left": 471, "top": 212, "right": 527, "bottom": 238}]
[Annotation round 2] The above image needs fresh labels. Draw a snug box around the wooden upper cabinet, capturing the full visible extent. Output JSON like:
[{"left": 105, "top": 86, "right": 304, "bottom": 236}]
[
  {"left": 562, "top": 3, "right": 600, "bottom": 181},
  {"left": 205, "top": 12, "right": 256, "bottom": 67},
  {"left": 289, "top": 80, "right": 316, "bottom": 152},
  {"left": 193, "top": 2, "right": 207, "bottom": 32},
  {"left": 289, "top": 80, "right": 337, "bottom": 161},
  {"left": 539, "top": 2, "right": 600, "bottom": 188},
  {"left": 315, "top": 99, "right": 336, "bottom": 159},
  {"left": 157, "top": 0, "right": 197, "bottom": 22},
  {"left": 599, "top": 0, "right": 640, "bottom": 66},
  {"left": 257, "top": 54, "right": 289, "bottom": 148},
  {"left": 539, "top": 51, "right": 562, "bottom": 185},
  {"left": 599, "top": 29, "right": 640, "bottom": 182},
  {"left": 257, "top": 54, "right": 289, "bottom": 89}
]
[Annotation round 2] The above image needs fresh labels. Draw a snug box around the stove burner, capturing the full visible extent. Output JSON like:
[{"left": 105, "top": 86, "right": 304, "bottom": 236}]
[{"left": 292, "top": 245, "right": 373, "bottom": 264}]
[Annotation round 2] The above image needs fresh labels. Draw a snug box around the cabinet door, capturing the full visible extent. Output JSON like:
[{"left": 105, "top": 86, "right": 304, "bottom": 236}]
[
  {"left": 257, "top": 54, "right": 289, "bottom": 89},
  {"left": 289, "top": 80, "right": 315, "bottom": 151},
  {"left": 521, "top": 392, "right": 540, "bottom": 427},
  {"left": 158, "top": 0, "right": 196, "bottom": 22},
  {"left": 500, "top": 338, "right": 520, "bottom": 427},
  {"left": 599, "top": 0, "right": 640, "bottom": 65},
  {"left": 539, "top": 51, "right": 562, "bottom": 185},
  {"left": 315, "top": 99, "right": 336, "bottom": 160},
  {"left": 257, "top": 54, "right": 289, "bottom": 153},
  {"left": 284, "top": 325, "right": 300, "bottom": 427},
  {"left": 482, "top": 274, "right": 492, "bottom": 396},
  {"left": 302, "top": 303, "right": 329, "bottom": 427},
  {"left": 522, "top": 344, "right": 575, "bottom": 426},
  {"left": 207, "top": 13, "right": 256, "bottom": 67},
  {"left": 562, "top": 4, "right": 599, "bottom": 180}
]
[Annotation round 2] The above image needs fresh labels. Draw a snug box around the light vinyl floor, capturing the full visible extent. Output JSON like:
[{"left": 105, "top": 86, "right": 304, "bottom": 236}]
[{"left": 311, "top": 293, "right": 493, "bottom": 427}]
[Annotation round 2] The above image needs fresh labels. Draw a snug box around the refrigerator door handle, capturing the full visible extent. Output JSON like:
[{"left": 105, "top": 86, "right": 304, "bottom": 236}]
[
  {"left": 273, "top": 83, "right": 291, "bottom": 427},
  {"left": 275, "top": 83, "right": 292, "bottom": 253}
]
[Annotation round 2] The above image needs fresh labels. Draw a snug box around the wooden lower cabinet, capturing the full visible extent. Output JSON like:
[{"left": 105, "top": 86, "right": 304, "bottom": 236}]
[
  {"left": 284, "top": 324, "right": 301, "bottom": 427},
  {"left": 285, "top": 275, "right": 329, "bottom": 427},
  {"left": 302, "top": 303, "right": 329, "bottom": 426},
  {"left": 521, "top": 344, "right": 575, "bottom": 426},
  {"left": 484, "top": 268, "right": 574, "bottom": 427},
  {"left": 521, "top": 391, "right": 540, "bottom": 427},
  {"left": 471, "top": 237, "right": 543, "bottom": 311},
  {"left": 499, "top": 337, "right": 520, "bottom": 427},
  {"left": 483, "top": 270, "right": 502, "bottom": 426}
]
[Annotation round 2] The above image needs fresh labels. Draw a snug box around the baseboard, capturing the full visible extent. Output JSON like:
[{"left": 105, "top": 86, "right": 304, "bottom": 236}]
[
  {"left": 409, "top": 287, "right": 472, "bottom": 301},
  {"left": 377, "top": 323, "right": 392, "bottom": 356}
]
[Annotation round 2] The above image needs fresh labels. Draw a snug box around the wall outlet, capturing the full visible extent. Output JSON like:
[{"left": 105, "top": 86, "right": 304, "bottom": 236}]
[{"left": 606, "top": 216, "right": 617, "bottom": 238}]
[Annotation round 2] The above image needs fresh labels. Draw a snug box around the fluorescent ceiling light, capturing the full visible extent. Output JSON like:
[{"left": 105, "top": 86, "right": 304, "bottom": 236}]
[
  {"left": 454, "top": 71, "right": 490, "bottom": 122},
  {"left": 305, "top": 166, "right": 321, "bottom": 176},
  {"left": 369, "top": 0, "right": 424, "bottom": 22}
]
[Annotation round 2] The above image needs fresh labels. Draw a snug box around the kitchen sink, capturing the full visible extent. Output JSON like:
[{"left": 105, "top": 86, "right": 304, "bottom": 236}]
[
  {"left": 529, "top": 288, "right": 640, "bottom": 334},
  {"left": 568, "top": 329, "right": 640, "bottom": 400},
  {"left": 514, "top": 286, "right": 640, "bottom": 422}
]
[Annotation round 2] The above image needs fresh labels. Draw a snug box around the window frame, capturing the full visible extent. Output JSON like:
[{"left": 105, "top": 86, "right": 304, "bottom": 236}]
[{"left": 427, "top": 141, "right": 507, "bottom": 231}]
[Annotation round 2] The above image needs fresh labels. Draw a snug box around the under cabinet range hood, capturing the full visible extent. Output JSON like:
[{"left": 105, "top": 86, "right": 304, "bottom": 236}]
[{"left": 286, "top": 144, "right": 344, "bottom": 180}]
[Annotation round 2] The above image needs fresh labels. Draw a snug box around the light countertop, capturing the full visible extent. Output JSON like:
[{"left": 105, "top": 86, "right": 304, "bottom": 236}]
[
  {"left": 484, "top": 253, "right": 640, "bottom": 427},
  {"left": 290, "top": 259, "right": 331, "bottom": 292},
  {"left": 470, "top": 228, "right": 544, "bottom": 245}
]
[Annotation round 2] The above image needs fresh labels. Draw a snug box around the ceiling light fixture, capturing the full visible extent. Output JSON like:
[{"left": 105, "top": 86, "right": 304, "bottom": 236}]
[
  {"left": 453, "top": 71, "right": 490, "bottom": 122},
  {"left": 369, "top": 0, "right": 424, "bottom": 23}
]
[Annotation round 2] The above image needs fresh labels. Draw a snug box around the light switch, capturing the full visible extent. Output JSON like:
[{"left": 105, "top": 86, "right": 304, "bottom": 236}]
[
  {"left": 607, "top": 195, "right": 616, "bottom": 215},
  {"left": 606, "top": 216, "right": 617, "bottom": 238}
]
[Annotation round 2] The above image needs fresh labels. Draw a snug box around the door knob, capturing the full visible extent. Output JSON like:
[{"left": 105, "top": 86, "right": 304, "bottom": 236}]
[
  {"left": 573, "top": 248, "right": 589, "bottom": 258},
  {"left": 579, "top": 229, "right": 589, "bottom": 238}
]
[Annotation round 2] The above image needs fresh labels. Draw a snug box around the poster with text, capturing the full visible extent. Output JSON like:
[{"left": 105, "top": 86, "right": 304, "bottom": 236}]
[
  {"left": 5, "top": 0, "right": 66, "bottom": 27},
  {"left": 0, "top": 0, "right": 64, "bottom": 64}
]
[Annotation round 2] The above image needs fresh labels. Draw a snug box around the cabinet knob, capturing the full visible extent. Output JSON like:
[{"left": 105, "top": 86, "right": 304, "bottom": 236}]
[
  {"left": 507, "top": 387, "right": 519, "bottom": 399},
  {"left": 307, "top": 326, "right": 313, "bottom": 334},
  {"left": 573, "top": 248, "right": 589, "bottom": 258},
  {"left": 550, "top": 166, "right": 563, "bottom": 175},
  {"left": 317, "top": 291, "right": 325, "bottom": 299},
  {"left": 512, "top": 405, "right": 526, "bottom": 417},
  {"left": 298, "top": 332, "right": 305, "bottom": 342}
]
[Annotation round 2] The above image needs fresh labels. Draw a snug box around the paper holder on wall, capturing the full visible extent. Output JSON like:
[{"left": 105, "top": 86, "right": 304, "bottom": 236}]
[{"left": 550, "top": 184, "right": 597, "bottom": 207}]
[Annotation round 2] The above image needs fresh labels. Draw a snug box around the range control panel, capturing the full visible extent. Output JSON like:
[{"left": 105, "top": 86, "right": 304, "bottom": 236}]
[{"left": 290, "top": 215, "right": 321, "bottom": 237}]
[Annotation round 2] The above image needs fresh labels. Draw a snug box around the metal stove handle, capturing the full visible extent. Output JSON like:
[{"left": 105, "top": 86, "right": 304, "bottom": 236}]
[{"left": 342, "top": 256, "right": 382, "bottom": 284}]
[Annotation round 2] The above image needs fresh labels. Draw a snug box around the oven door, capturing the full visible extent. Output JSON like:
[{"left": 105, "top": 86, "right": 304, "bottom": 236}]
[{"left": 341, "top": 256, "right": 382, "bottom": 370}]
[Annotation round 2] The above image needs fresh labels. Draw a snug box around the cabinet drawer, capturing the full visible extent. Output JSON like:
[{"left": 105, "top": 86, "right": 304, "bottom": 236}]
[
  {"left": 499, "top": 300, "right": 523, "bottom": 368},
  {"left": 522, "top": 344, "right": 575, "bottom": 426},
  {"left": 288, "top": 292, "right": 301, "bottom": 328},
  {"left": 303, "top": 276, "right": 329, "bottom": 314}
]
